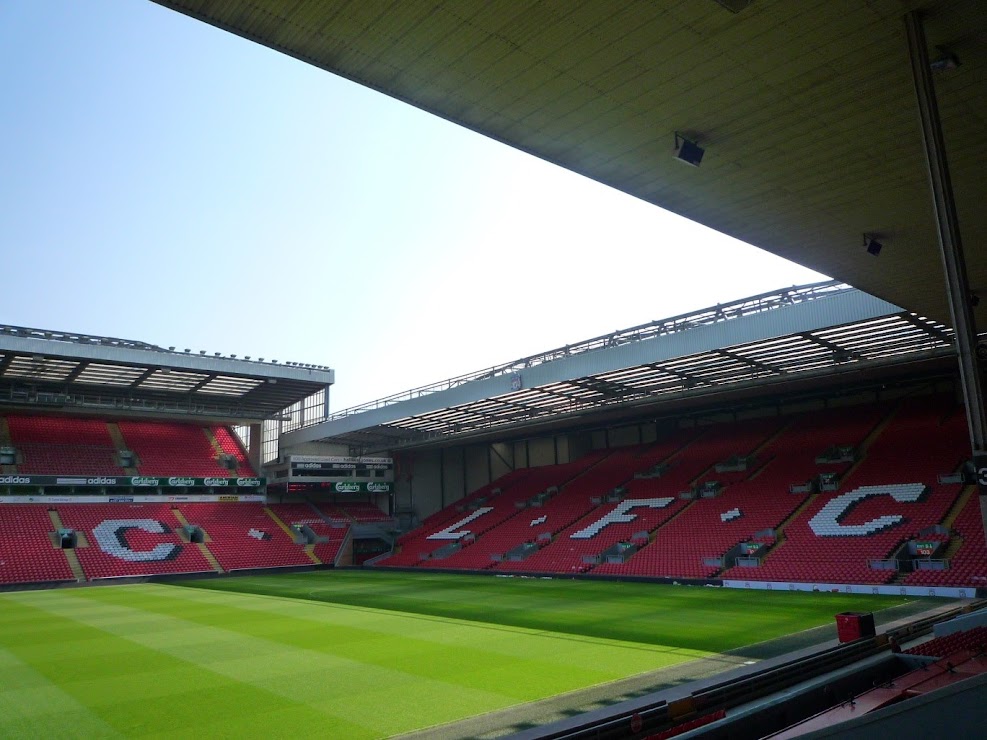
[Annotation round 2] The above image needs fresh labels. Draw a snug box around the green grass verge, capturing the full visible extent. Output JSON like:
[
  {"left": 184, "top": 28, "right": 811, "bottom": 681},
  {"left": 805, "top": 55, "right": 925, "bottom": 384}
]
[{"left": 0, "top": 573, "right": 920, "bottom": 738}]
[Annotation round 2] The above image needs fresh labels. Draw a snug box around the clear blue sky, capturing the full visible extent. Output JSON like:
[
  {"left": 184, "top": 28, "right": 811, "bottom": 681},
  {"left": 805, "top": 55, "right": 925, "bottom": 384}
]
[{"left": 0, "top": 1, "right": 829, "bottom": 411}]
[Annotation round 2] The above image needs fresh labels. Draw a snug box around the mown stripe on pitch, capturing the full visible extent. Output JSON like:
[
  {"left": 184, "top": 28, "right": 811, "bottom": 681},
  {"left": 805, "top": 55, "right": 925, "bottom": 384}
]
[
  {"left": 0, "top": 594, "right": 375, "bottom": 739},
  {"left": 92, "top": 584, "right": 705, "bottom": 683},
  {"left": 13, "top": 584, "right": 706, "bottom": 735},
  {"left": 0, "top": 643, "right": 124, "bottom": 739},
  {"left": 181, "top": 569, "right": 914, "bottom": 653},
  {"left": 5, "top": 588, "right": 530, "bottom": 736},
  {"left": 147, "top": 581, "right": 706, "bottom": 663}
]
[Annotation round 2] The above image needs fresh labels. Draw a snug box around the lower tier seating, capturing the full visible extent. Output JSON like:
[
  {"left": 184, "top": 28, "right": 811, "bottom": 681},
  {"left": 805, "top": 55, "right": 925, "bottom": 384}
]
[
  {"left": 0, "top": 503, "right": 323, "bottom": 582},
  {"left": 379, "top": 396, "right": 987, "bottom": 588},
  {"left": 268, "top": 503, "right": 349, "bottom": 564},
  {"left": 904, "top": 491, "right": 987, "bottom": 588},
  {"left": 177, "top": 503, "right": 312, "bottom": 571},
  {"left": 904, "top": 626, "right": 987, "bottom": 657},
  {"left": 0, "top": 506, "right": 75, "bottom": 584},
  {"left": 316, "top": 501, "right": 391, "bottom": 523},
  {"left": 57, "top": 504, "right": 214, "bottom": 579},
  {"left": 385, "top": 456, "right": 611, "bottom": 569}
]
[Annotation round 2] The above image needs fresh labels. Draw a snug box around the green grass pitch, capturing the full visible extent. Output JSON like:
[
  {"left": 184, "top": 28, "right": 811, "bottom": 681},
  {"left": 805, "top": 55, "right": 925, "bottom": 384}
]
[{"left": 0, "top": 571, "right": 915, "bottom": 738}]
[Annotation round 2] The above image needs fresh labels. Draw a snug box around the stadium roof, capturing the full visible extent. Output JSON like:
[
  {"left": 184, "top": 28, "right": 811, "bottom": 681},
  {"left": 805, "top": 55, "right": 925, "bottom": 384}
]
[
  {"left": 0, "top": 325, "right": 333, "bottom": 421},
  {"left": 283, "top": 281, "right": 958, "bottom": 452},
  {"left": 155, "top": 0, "right": 986, "bottom": 329}
]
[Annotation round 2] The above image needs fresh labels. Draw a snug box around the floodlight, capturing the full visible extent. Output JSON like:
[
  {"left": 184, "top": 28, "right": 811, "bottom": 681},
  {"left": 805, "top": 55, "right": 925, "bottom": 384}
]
[
  {"left": 930, "top": 47, "right": 960, "bottom": 72},
  {"left": 673, "top": 132, "right": 705, "bottom": 167},
  {"left": 864, "top": 234, "right": 883, "bottom": 256}
]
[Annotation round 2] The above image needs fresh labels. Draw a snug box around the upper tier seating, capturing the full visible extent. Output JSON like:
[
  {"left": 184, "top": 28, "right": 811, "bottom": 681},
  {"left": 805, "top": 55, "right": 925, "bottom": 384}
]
[
  {"left": 6, "top": 415, "right": 121, "bottom": 475},
  {"left": 2, "top": 415, "right": 254, "bottom": 478},
  {"left": 117, "top": 421, "right": 255, "bottom": 477},
  {"left": 212, "top": 426, "right": 255, "bottom": 476},
  {"left": 0, "top": 506, "right": 75, "bottom": 584},
  {"left": 57, "top": 504, "right": 214, "bottom": 579}
]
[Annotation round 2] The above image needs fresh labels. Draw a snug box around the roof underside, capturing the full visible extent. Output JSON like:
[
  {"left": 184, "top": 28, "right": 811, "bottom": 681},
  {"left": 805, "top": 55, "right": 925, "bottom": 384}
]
[
  {"left": 281, "top": 283, "right": 957, "bottom": 451},
  {"left": 154, "top": 0, "right": 987, "bottom": 328},
  {"left": 306, "top": 313, "right": 956, "bottom": 452},
  {"left": 0, "top": 326, "right": 333, "bottom": 421}
]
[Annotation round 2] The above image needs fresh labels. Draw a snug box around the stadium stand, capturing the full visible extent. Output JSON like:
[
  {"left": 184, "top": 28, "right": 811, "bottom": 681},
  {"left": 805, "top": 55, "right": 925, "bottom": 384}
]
[
  {"left": 904, "top": 626, "right": 987, "bottom": 658},
  {"left": 381, "top": 458, "right": 608, "bottom": 568},
  {"left": 211, "top": 426, "right": 255, "bottom": 476},
  {"left": 0, "top": 502, "right": 328, "bottom": 583},
  {"left": 0, "top": 505, "right": 75, "bottom": 584},
  {"left": 644, "top": 709, "right": 727, "bottom": 740},
  {"left": 57, "top": 504, "right": 215, "bottom": 579},
  {"left": 176, "top": 503, "right": 312, "bottom": 571},
  {"left": 378, "top": 396, "right": 987, "bottom": 589},
  {"left": 268, "top": 503, "right": 349, "bottom": 564},
  {"left": 904, "top": 489, "right": 987, "bottom": 589},
  {"left": 315, "top": 501, "right": 391, "bottom": 523},
  {"left": 117, "top": 420, "right": 254, "bottom": 477},
  {"left": 379, "top": 473, "right": 533, "bottom": 567},
  {"left": 0, "top": 415, "right": 255, "bottom": 478},
  {"left": 6, "top": 415, "right": 121, "bottom": 475},
  {"left": 768, "top": 628, "right": 987, "bottom": 739},
  {"left": 595, "top": 416, "right": 797, "bottom": 579},
  {"left": 458, "top": 445, "right": 656, "bottom": 571},
  {"left": 504, "top": 433, "right": 702, "bottom": 574},
  {"left": 738, "top": 396, "right": 968, "bottom": 585}
]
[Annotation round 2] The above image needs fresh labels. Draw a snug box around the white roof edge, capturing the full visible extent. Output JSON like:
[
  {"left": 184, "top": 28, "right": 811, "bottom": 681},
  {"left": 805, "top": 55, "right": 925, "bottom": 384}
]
[
  {"left": 0, "top": 333, "right": 334, "bottom": 384},
  {"left": 284, "top": 288, "right": 902, "bottom": 445}
]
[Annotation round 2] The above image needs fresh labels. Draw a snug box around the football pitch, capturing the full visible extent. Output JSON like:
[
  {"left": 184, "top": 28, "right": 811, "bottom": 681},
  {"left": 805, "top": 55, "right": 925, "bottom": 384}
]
[{"left": 0, "top": 571, "right": 920, "bottom": 738}]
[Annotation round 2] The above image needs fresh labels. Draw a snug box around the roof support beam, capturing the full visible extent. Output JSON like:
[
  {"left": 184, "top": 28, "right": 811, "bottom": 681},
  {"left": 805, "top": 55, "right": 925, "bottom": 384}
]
[
  {"left": 715, "top": 348, "right": 784, "bottom": 376},
  {"left": 63, "top": 361, "right": 90, "bottom": 383},
  {"left": 799, "top": 333, "right": 862, "bottom": 362},
  {"left": 0, "top": 354, "right": 15, "bottom": 377},
  {"left": 568, "top": 378, "right": 636, "bottom": 399},
  {"left": 648, "top": 363, "right": 707, "bottom": 387},
  {"left": 189, "top": 374, "right": 218, "bottom": 393},
  {"left": 128, "top": 367, "right": 157, "bottom": 388},
  {"left": 899, "top": 313, "right": 952, "bottom": 346},
  {"left": 905, "top": 11, "right": 987, "bottom": 550}
]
